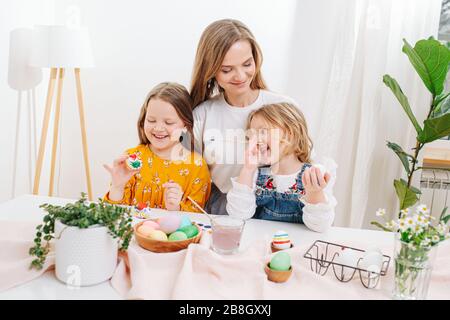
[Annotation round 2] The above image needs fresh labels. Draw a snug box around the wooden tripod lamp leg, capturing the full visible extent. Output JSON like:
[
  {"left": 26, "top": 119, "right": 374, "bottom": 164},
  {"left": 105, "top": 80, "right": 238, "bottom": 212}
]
[
  {"left": 74, "top": 68, "right": 93, "bottom": 200},
  {"left": 33, "top": 68, "right": 58, "bottom": 195},
  {"left": 48, "top": 68, "right": 65, "bottom": 196}
]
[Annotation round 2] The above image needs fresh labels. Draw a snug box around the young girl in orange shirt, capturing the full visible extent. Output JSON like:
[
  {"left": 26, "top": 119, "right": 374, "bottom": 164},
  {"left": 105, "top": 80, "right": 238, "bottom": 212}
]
[{"left": 104, "top": 82, "right": 211, "bottom": 212}]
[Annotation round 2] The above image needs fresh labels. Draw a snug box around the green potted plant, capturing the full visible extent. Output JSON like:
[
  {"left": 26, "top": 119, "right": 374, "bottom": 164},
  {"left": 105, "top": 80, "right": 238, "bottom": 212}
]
[
  {"left": 29, "top": 193, "right": 133, "bottom": 286},
  {"left": 372, "top": 37, "right": 450, "bottom": 300}
]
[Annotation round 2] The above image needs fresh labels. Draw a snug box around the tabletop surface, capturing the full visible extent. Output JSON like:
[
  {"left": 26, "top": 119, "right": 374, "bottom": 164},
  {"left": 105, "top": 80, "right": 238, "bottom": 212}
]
[{"left": 0, "top": 194, "right": 394, "bottom": 300}]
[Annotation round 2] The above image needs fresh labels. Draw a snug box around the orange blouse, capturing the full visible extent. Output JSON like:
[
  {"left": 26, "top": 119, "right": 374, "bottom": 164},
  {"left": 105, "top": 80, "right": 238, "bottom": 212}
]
[{"left": 104, "top": 144, "right": 211, "bottom": 213}]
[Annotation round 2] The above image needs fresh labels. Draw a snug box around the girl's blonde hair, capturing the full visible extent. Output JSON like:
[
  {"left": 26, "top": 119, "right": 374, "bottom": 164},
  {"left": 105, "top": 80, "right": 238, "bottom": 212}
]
[
  {"left": 190, "top": 19, "right": 267, "bottom": 108},
  {"left": 247, "top": 103, "right": 313, "bottom": 163},
  {"left": 137, "top": 82, "right": 194, "bottom": 150}
]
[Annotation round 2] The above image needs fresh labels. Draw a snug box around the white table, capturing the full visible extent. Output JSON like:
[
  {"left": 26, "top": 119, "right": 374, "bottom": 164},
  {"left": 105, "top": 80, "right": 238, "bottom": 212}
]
[{"left": 0, "top": 195, "right": 394, "bottom": 300}]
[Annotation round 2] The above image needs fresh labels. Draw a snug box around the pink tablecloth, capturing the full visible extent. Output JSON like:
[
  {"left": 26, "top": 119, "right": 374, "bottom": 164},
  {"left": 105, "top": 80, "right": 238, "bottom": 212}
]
[{"left": 1, "top": 220, "right": 449, "bottom": 299}]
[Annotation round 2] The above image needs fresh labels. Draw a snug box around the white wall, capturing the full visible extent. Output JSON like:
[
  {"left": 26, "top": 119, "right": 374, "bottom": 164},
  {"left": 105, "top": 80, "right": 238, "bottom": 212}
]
[{"left": 0, "top": 0, "right": 297, "bottom": 202}]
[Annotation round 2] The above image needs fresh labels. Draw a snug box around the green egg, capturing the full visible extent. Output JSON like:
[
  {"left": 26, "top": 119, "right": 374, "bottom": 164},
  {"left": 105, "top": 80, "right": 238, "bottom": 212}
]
[
  {"left": 178, "top": 224, "right": 198, "bottom": 238},
  {"left": 269, "top": 252, "right": 291, "bottom": 271},
  {"left": 168, "top": 231, "right": 188, "bottom": 241}
]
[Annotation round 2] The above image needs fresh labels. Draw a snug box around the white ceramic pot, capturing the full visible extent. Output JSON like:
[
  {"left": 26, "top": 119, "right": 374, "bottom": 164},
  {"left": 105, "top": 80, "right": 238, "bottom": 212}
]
[{"left": 54, "top": 219, "right": 118, "bottom": 286}]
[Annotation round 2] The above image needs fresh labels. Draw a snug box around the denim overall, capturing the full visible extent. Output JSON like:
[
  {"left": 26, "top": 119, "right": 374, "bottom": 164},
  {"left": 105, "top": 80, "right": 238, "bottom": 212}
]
[{"left": 254, "top": 163, "right": 311, "bottom": 224}]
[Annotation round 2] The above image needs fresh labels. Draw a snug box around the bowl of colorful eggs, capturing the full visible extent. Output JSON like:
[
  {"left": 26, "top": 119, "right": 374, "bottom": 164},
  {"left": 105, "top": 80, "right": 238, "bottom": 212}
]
[{"left": 134, "top": 215, "right": 202, "bottom": 253}]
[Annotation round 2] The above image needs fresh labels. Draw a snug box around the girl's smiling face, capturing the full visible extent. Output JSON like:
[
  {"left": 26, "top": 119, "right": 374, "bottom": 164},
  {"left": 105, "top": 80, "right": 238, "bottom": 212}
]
[
  {"left": 248, "top": 115, "right": 287, "bottom": 165},
  {"left": 144, "top": 98, "right": 185, "bottom": 154},
  {"left": 215, "top": 40, "right": 256, "bottom": 96}
]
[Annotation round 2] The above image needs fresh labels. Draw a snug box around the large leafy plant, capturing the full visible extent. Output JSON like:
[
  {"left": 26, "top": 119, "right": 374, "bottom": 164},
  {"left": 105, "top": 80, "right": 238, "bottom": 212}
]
[
  {"left": 29, "top": 193, "right": 133, "bottom": 270},
  {"left": 382, "top": 38, "right": 450, "bottom": 213}
]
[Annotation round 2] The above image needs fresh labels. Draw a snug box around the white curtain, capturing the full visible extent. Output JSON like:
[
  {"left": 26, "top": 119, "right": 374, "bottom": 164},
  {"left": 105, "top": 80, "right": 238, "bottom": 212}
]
[{"left": 286, "top": 0, "right": 443, "bottom": 228}]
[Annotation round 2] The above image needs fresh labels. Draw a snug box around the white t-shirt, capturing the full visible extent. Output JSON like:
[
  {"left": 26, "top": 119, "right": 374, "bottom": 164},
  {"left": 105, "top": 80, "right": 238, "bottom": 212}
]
[{"left": 193, "top": 90, "right": 298, "bottom": 193}]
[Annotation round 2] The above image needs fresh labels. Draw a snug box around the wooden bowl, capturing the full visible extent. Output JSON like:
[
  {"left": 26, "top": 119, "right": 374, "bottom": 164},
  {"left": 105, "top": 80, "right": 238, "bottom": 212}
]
[
  {"left": 134, "top": 220, "right": 202, "bottom": 253},
  {"left": 271, "top": 242, "right": 294, "bottom": 253},
  {"left": 264, "top": 263, "right": 292, "bottom": 283}
]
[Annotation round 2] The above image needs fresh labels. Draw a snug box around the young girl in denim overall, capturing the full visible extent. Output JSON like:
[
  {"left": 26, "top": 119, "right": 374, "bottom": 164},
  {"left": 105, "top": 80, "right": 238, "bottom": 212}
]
[{"left": 226, "top": 102, "right": 336, "bottom": 232}]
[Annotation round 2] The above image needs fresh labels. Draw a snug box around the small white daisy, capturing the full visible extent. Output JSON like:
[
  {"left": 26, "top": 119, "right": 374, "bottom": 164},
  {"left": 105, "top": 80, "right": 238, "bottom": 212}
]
[
  {"left": 398, "top": 219, "right": 408, "bottom": 232},
  {"left": 413, "top": 224, "right": 423, "bottom": 235},
  {"left": 376, "top": 208, "right": 386, "bottom": 217},
  {"left": 416, "top": 204, "right": 430, "bottom": 215},
  {"left": 385, "top": 220, "right": 397, "bottom": 230},
  {"left": 437, "top": 222, "right": 448, "bottom": 236},
  {"left": 400, "top": 208, "right": 410, "bottom": 218},
  {"left": 432, "top": 235, "right": 440, "bottom": 243},
  {"left": 405, "top": 217, "right": 415, "bottom": 229}
]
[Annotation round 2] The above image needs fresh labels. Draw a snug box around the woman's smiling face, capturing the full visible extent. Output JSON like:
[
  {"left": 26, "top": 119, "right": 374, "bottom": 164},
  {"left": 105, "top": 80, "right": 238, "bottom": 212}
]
[
  {"left": 144, "top": 98, "right": 185, "bottom": 153},
  {"left": 215, "top": 40, "right": 256, "bottom": 96}
]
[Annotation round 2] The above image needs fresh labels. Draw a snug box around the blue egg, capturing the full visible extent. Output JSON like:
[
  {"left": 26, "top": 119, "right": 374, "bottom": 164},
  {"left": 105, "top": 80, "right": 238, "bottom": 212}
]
[{"left": 179, "top": 215, "right": 192, "bottom": 229}]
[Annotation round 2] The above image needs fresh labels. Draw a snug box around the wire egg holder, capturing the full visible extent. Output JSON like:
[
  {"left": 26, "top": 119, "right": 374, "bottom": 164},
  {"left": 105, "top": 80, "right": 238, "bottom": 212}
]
[{"left": 303, "top": 240, "right": 391, "bottom": 289}]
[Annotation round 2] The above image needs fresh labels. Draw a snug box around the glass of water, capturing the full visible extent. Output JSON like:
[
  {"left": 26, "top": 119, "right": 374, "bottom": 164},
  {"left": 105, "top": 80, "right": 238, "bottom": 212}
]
[{"left": 211, "top": 216, "right": 245, "bottom": 255}]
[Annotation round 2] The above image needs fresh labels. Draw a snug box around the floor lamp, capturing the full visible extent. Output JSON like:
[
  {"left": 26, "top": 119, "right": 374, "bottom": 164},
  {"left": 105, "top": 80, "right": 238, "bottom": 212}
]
[
  {"left": 30, "top": 25, "right": 94, "bottom": 200},
  {"left": 8, "top": 28, "right": 42, "bottom": 198}
]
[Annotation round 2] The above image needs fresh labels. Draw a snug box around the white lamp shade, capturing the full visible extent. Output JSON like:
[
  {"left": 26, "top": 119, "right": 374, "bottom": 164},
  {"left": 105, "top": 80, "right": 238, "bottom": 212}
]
[
  {"left": 30, "top": 25, "right": 94, "bottom": 68},
  {"left": 8, "top": 28, "right": 43, "bottom": 90}
]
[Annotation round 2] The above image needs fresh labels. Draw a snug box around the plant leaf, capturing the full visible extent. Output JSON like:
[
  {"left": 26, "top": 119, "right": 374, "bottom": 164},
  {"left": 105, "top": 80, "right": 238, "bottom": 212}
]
[
  {"left": 402, "top": 38, "right": 450, "bottom": 96},
  {"left": 394, "top": 179, "right": 419, "bottom": 210},
  {"left": 386, "top": 141, "right": 412, "bottom": 174},
  {"left": 440, "top": 206, "right": 448, "bottom": 222},
  {"left": 431, "top": 92, "right": 450, "bottom": 118},
  {"left": 383, "top": 75, "right": 422, "bottom": 134},
  {"left": 443, "top": 215, "right": 450, "bottom": 224},
  {"left": 418, "top": 113, "right": 450, "bottom": 143}
]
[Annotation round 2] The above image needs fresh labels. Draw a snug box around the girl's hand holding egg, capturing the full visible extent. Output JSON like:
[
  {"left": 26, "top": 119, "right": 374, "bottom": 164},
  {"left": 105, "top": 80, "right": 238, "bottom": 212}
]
[
  {"left": 302, "top": 165, "right": 331, "bottom": 205},
  {"left": 103, "top": 154, "right": 141, "bottom": 188},
  {"left": 163, "top": 181, "right": 183, "bottom": 211}
]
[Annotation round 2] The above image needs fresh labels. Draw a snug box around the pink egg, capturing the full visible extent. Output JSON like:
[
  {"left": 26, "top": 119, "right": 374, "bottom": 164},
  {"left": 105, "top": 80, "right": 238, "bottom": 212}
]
[
  {"left": 143, "top": 220, "right": 159, "bottom": 229},
  {"left": 158, "top": 215, "right": 182, "bottom": 234},
  {"left": 138, "top": 225, "right": 155, "bottom": 237}
]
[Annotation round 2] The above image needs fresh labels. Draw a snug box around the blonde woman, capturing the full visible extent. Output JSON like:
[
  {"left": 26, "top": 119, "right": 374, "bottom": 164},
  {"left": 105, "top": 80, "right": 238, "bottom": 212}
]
[
  {"left": 226, "top": 103, "right": 336, "bottom": 232},
  {"left": 191, "top": 19, "right": 298, "bottom": 214}
]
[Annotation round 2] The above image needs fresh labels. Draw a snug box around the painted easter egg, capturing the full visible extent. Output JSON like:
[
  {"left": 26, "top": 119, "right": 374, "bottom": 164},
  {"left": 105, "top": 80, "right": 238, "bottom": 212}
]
[
  {"left": 178, "top": 224, "right": 198, "bottom": 238},
  {"left": 147, "top": 230, "right": 168, "bottom": 241},
  {"left": 272, "top": 230, "right": 291, "bottom": 250},
  {"left": 269, "top": 252, "right": 291, "bottom": 271},
  {"left": 138, "top": 225, "right": 155, "bottom": 237},
  {"left": 168, "top": 231, "right": 188, "bottom": 241},
  {"left": 143, "top": 220, "right": 159, "bottom": 230},
  {"left": 158, "top": 215, "right": 182, "bottom": 234},
  {"left": 179, "top": 215, "right": 192, "bottom": 229},
  {"left": 126, "top": 153, "right": 143, "bottom": 170}
]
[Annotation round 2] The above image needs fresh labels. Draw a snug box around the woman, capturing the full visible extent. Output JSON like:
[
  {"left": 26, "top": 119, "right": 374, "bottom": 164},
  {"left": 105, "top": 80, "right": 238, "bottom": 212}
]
[{"left": 191, "top": 19, "right": 298, "bottom": 215}]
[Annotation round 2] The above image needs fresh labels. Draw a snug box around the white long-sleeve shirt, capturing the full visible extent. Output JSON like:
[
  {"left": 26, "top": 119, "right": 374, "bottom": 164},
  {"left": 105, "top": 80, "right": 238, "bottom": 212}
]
[
  {"left": 226, "top": 160, "right": 337, "bottom": 233},
  {"left": 193, "top": 90, "right": 298, "bottom": 193}
]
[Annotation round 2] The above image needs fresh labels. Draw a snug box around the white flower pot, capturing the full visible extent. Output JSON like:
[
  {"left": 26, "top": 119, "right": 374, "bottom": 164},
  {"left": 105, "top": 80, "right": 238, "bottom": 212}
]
[{"left": 54, "top": 219, "right": 118, "bottom": 286}]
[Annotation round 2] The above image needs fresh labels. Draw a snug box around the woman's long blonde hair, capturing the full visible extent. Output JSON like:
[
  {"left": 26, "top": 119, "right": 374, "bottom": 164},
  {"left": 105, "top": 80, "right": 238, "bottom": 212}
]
[
  {"left": 190, "top": 19, "right": 267, "bottom": 108},
  {"left": 247, "top": 103, "right": 313, "bottom": 163}
]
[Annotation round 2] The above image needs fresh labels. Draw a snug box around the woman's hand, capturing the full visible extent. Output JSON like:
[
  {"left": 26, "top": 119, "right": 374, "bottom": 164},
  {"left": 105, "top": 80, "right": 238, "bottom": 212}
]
[
  {"left": 302, "top": 166, "right": 331, "bottom": 204},
  {"left": 103, "top": 154, "right": 140, "bottom": 189},
  {"left": 163, "top": 181, "right": 183, "bottom": 211}
]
